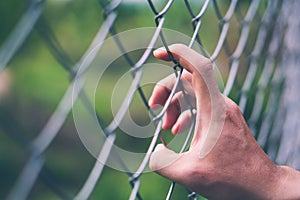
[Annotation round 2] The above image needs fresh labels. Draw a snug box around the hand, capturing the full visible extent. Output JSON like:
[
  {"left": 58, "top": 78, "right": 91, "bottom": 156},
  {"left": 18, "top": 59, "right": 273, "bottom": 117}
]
[{"left": 149, "top": 44, "right": 300, "bottom": 200}]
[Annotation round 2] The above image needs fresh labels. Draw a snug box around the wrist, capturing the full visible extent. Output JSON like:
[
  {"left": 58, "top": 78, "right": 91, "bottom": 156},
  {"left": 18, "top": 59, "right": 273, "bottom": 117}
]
[{"left": 275, "top": 165, "right": 300, "bottom": 199}]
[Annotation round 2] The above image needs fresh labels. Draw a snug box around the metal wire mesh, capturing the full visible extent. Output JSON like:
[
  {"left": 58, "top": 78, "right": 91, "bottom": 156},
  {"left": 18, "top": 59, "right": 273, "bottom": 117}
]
[{"left": 0, "top": 0, "right": 298, "bottom": 199}]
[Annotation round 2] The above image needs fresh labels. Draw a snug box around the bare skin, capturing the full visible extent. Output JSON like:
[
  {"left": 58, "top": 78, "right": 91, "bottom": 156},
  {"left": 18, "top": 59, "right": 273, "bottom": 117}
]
[{"left": 149, "top": 44, "right": 300, "bottom": 200}]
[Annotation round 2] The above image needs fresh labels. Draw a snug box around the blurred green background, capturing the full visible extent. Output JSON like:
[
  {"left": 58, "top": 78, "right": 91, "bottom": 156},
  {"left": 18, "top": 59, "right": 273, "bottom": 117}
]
[{"left": 0, "top": 0, "right": 266, "bottom": 199}]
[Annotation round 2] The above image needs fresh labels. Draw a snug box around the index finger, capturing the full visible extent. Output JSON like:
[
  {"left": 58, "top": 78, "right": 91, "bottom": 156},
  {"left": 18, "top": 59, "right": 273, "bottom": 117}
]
[{"left": 153, "top": 44, "right": 222, "bottom": 118}]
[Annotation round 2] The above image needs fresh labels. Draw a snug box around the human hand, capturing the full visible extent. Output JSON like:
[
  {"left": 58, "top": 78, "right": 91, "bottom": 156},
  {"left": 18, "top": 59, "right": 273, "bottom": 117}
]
[{"left": 149, "top": 44, "right": 300, "bottom": 200}]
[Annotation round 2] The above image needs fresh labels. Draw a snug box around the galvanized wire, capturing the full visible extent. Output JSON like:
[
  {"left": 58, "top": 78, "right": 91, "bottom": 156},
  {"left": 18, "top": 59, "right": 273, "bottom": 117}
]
[{"left": 1, "top": 0, "right": 297, "bottom": 200}]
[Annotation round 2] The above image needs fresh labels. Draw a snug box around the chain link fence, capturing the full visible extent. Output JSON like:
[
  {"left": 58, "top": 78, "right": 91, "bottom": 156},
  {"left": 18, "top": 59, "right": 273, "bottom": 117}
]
[{"left": 0, "top": 0, "right": 299, "bottom": 199}]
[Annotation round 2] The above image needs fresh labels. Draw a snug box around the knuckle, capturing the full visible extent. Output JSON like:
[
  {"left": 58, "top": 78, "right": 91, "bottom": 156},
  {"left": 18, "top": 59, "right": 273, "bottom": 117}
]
[
  {"left": 199, "top": 59, "right": 213, "bottom": 74},
  {"left": 201, "top": 57, "right": 212, "bottom": 67},
  {"left": 193, "top": 57, "right": 213, "bottom": 76},
  {"left": 225, "top": 98, "right": 247, "bottom": 131},
  {"left": 226, "top": 98, "right": 241, "bottom": 114}
]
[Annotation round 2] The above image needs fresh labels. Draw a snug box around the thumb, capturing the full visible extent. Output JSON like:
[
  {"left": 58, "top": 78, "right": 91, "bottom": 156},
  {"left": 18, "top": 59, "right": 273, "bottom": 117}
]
[{"left": 149, "top": 144, "right": 185, "bottom": 182}]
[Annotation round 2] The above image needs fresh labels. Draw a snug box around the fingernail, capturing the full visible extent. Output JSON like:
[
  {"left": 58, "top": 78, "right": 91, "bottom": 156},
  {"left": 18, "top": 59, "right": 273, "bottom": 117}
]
[
  {"left": 153, "top": 143, "right": 165, "bottom": 152},
  {"left": 148, "top": 96, "right": 155, "bottom": 107},
  {"left": 172, "top": 125, "right": 178, "bottom": 135},
  {"left": 153, "top": 47, "right": 166, "bottom": 56},
  {"left": 162, "top": 115, "right": 168, "bottom": 129}
]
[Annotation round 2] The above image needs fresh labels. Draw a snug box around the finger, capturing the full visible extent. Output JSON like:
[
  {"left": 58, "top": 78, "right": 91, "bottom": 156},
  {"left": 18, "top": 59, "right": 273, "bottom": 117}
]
[
  {"left": 154, "top": 44, "right": 226, "bottom": 154},
  {"left": 172, "top": 109, "right": 194, "bottom": 135},
  {"left": 162, "top": 95, "right": 180, "bottom": 130},
  {"left": 162, "top": 92, "right": 195, "bottom": 130},
  {"left": 149, "top": 144, "right": 186, "bottom": 183},
  {"left": 153, "top": 44, "right": 222, "bottom": 117},
  {"left": 148, "top": 73, "right": 175, "bottom": 109},
  {"left": 149, "top": 71, "right": 193, "bottom": 109}
]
